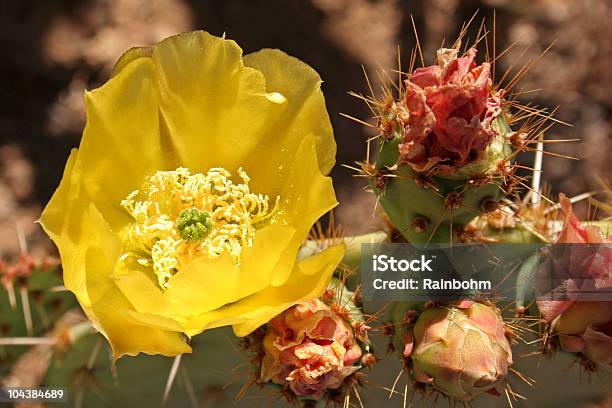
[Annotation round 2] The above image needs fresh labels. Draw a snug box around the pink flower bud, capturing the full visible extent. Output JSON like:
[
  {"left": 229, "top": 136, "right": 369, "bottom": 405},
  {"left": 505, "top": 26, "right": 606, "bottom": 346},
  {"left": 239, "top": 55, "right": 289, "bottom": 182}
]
[
  {"left": 403, "top": 302, "right": 512, "bottom": 401},
  {"left": 260, "top": 299, "right": 363, "bottom": 399}
]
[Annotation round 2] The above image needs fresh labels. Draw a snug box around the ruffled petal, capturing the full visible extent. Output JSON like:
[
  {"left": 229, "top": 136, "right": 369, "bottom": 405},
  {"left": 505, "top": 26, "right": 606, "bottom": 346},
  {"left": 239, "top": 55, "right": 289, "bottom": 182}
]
[
  {"left": 39, "top": 149, "right": 94, "bottom": 308},
  {"left": 183, "top": 244, "right": 345, "bottom": 337},
  {"left": 238, "top": 225, "right": 297, "bottom": 297},
  {"left": 134, "top": 32, "right": 335, "bottom": 194},
  {"left": 242, "top": 48, "right": 336, "bottom": 176},
  {"left": 148, "top": 32, "right": 287, "bottom": 177},
  {"left": 267, "top": 133, "right": 337, "bottom": 286},
  {"left": 114, "top": 269, "right": 185, "bottom": 324},
  {"left": 78, "top": 58, "right": 168, "bottom": 231},
  {"left": 45, "top": 197, "right": 190, "bottom": 359},
  {"left": 87, "top": 206, "right": 190, "bottom": 359},
  {"left": 111, "top": 46, "right": 154, "bottom": 77},
  {"left": 89, "top": 287, "right": 192, "bottom": 360},
  {"left": 89, "top": 279, "right": 192, "bottom": 360},
  {"left": 165, "top": 252, "right": 241, "bottom": 315}
]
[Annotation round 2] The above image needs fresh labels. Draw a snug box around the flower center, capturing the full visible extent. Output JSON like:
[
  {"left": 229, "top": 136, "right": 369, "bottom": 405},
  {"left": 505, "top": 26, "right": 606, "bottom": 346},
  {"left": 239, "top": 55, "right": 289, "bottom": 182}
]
[
  {"left": 176, "top": 208, "right": 213, "bottom": 242},
  {"left": 117, "top": 167, "right": 277, "bottom": 289}
]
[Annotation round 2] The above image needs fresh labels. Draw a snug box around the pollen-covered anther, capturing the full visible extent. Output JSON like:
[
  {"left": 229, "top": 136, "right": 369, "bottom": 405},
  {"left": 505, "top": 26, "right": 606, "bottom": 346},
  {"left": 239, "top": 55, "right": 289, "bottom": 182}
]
[{"left": 118, "top": 167, "right": 277, "bottom": 288}]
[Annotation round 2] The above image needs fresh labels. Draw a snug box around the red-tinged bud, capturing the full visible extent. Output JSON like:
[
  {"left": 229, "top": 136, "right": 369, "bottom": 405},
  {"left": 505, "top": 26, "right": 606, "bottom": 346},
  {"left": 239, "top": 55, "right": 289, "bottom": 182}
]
[{"left": 403, "top": 301, "right": 512, "bottom": 401}]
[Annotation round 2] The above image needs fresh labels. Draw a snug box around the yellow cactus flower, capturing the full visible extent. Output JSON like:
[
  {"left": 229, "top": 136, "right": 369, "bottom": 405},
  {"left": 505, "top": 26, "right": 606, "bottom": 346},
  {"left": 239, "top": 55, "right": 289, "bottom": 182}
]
[{"left": 40, "top": 31, "right": 344, "bottom": 360}]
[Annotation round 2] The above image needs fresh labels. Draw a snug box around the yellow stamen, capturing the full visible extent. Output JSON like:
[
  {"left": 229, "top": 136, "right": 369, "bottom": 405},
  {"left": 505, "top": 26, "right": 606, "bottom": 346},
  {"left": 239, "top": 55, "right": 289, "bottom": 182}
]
[{"left": 118, "top": 167, "right": 277, "bottom": 289}]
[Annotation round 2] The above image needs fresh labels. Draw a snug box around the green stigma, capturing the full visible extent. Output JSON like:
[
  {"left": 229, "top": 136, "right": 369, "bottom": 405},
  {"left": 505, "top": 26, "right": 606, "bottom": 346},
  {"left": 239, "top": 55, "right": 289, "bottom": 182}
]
[{"left": 176, "top": 208, "right": 213, "bottom": 243}]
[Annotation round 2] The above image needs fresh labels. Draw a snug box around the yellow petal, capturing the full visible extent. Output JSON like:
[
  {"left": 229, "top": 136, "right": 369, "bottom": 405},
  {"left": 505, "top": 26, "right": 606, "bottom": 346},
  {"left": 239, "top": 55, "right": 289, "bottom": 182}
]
[
  {"left": 85, "top": 242, "right": 190, "bottom": 359},
  {"left": 164, "top": 251, "right": 241, "bottom": 315},
  {"left": 112, "top": 46, "right": 154, "bottom": 77},
  {"left": 267, "top": 133, "right": 337, "bottom": 286},
  {"left": 40, "top": 149, "right": 93, "bottom": 307},
  {"left": 146, "top": 32, "right": 335, "bottom": 197},
  {"left": 150, "top": 31, "right": 286, "bottom": 174},
  {"left": 115, "top": 224, "right": 297, "bottom": 327},
  {"left": 232, "top": 244, "right": 345, "bottom": 336},
  {"left": 238, "top": 225, "right": 296, "bottom": 297},
  {"left": 243, "top": 48, "right": 336, "bottom": 176},
  {"left": 78, "top": 57, "right": 168, "bottom": 231},
  {"left": 90, "top": 286, "right": 191, "bottom": 360},
  {"left": 183, "top": 244, "right": 345, "bottom": 337},
  {"left": 120, "top": 309, "right": 185, "bottom": 333},
  {"left": 114, "top": 270, "right": 184, "bottom": 322}
]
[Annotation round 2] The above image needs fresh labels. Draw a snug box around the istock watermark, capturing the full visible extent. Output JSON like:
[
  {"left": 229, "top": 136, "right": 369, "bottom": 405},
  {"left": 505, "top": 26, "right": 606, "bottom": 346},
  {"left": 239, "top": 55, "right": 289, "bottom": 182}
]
[{"left": 372, "top": 254, "right": 434, "bottom": 272}]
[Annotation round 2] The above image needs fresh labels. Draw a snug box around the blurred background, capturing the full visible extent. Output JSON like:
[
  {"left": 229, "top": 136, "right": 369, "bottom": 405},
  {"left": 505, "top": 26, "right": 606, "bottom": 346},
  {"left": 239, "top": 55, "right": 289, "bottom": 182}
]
[
  {"left": 1, "top": 1, "right": 611, "bottom": 406},
  {"left": 1, "top": 0, "right": 611, "bottom": 257}
]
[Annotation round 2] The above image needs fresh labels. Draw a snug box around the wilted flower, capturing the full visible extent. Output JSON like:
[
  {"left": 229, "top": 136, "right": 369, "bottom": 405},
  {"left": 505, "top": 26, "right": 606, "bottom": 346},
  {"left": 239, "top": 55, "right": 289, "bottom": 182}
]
[
  {"left": 403, "top": 301, "right": 512, "bottom": 401},
  {"left": 41, "top": 31, "right": 344, "bottom": 359},
  {"left": 260, "top": 299, "right": 363, "bottom": 400},
  {"left": 537, "top": 194, "right": 611, "bottom": 364},
  {"left": 399, "top": 47, "right": 501, "bottom": 174}
]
